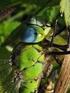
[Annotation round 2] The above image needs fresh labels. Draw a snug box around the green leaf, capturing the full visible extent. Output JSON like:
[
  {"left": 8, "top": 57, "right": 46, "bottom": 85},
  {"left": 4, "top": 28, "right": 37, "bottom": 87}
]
[
  {"left": 0, "top": 47, "right": 11, "bottom": 92},
  {"left": 0, "top": 47, "right": 21, "bottom": 93},
  {"left": 37, "top": 5, "right": 60, "bottom": 24},
  {"left": 0, "top": 0, "right": 59, "bottom": 10},
  {"left": 0, "top": 19, "right": 20, "bottom": 45},
  {"left": 60, "top": 0, "right": 70, "bottom": 26}
]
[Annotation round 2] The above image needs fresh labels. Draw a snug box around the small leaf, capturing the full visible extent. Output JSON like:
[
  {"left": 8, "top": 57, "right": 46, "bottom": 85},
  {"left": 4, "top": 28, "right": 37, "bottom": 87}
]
[
  {"left": 60, "top": 0, "right": 70, "bottom": 26},
  {"left": 0, "top": 19, "right": 20, "bottom": 45},
  {"left": 37, "top": 6, "right": 60, "bottom": 24}
]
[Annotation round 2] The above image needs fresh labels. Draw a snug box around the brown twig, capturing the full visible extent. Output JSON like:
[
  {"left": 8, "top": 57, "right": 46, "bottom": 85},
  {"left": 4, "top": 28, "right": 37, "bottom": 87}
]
[
  {"left": 0, "top": 5, "right": 17, "bottom": 21},
  {"left": 54, "top": 54, "right": 70, "bottom": 93}
]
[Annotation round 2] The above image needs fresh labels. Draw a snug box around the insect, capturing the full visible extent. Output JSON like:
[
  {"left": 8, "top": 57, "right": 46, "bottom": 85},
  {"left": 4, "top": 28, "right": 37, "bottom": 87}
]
[
  {"left": 11, "top": 45, "right": 45, "bottom": 93},
  {"left": 8, "top": 13, "right": 70, "bottom": 93},
  {"left": 8, "top": 17, "right": 47, "bottom": 93}
]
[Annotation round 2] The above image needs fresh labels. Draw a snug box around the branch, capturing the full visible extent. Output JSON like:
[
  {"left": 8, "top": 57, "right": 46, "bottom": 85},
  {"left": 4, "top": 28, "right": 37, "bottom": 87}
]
[{"left": 54, "top": 54, "right": 70, "bottom": 93}]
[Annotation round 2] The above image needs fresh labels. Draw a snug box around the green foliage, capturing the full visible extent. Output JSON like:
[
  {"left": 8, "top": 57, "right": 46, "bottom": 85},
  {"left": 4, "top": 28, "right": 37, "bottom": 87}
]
[
  {"left": 0, "top": 47, "right": 23, "bottom": 93},
  {"left": 0, "top": 0, "right": 60, "bottom": 10},
  {"left": 60, "top": 0, "right": 70, "bottom": 26},
  {"left": 0, "top": 19, "right": 20, "bottom": 45},
  {"left": 0, "top": 47, "right": 11, "bottom": 92},
  {"left": 37, "top": 5, "right": 60, "bottom": 24},
  {"left": 67, "top": 88, "right": 70, "bottom": 93}
]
